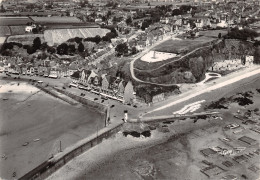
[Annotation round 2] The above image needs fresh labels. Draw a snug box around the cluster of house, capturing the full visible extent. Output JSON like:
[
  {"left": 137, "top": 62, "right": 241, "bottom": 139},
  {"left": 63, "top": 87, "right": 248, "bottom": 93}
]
[
  {"left": 128, "top": 23, "right": 171, "bottom": 51},
  {"left": 77, "top": 69, "right": 133, "bottom": 103},
  {"left": 209, "top": 56, "right": 254, "bottom": 72},
  {"left": 76, "top": 69, "right": 166, "bottom": 104},
  {"left": 0, "top": 55, "right": 81, "bottom": 78}
]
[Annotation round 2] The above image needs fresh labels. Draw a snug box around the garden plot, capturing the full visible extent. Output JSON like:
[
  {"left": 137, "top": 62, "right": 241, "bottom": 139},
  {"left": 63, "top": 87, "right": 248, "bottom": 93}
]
[{"left": 140, "top": 51, "right": 178, "bottom": 63}]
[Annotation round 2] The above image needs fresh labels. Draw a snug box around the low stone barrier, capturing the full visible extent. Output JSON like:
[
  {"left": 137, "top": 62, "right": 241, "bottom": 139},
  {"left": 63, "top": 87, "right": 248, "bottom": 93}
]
[
  {"left": 35, "top": 85, "right": 77, "bottom": 105},
  {"left": 19, "top": 122, "right": 124, "bottom": 180},
  {"left": 54, "top": 87, "right": 107, "bottom": 112}
]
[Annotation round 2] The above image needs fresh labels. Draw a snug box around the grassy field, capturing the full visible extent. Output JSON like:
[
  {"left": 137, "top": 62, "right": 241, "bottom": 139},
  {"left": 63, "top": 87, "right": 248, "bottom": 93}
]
[
  {"left": 153, "top": 30, "right": 227, "bottom": 54},
  {"left": 199, "top": 30, "right": 228, "bottom": 38},
  {"left": 0, "top": 26, "right": 11, "bottom": 36},
  {"left": 153, "top": 36, "right": 217, "bottom": 54}
]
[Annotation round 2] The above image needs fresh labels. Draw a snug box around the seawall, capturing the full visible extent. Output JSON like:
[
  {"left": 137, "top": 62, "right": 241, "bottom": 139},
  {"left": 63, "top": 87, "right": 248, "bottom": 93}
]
[
  {"left": 53, "top": 87, "right": 108, "bottom": 112},
  {"left": 19, "top": 122, "right": 124, "bottom": 180}
]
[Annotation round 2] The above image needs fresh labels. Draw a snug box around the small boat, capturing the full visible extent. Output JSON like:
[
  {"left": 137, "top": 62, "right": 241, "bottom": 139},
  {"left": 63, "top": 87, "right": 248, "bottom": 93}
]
[
  {"left": 2, "top": 98, "right": 8, "bottom": 101},
  {"left": 33, "top": 138, "right": 40, "bottom": 142},
  {"left": 22, "top": 142, "right": 29, "bottom": 146}
]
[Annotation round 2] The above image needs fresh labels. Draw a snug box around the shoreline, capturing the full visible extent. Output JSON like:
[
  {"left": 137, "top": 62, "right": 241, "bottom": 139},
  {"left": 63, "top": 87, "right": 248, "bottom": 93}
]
[
  {"left": 46, "top": 77, "right": 260, "bottom": 180},
  {"left": 0, "top": 77, "right": 107, "bottom": 180}
]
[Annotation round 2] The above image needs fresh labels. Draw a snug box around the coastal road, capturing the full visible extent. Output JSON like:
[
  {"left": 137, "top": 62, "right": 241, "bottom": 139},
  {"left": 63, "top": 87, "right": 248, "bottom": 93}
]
[{"left": 143, "top": 66, "right": 260, "bottom": 118}]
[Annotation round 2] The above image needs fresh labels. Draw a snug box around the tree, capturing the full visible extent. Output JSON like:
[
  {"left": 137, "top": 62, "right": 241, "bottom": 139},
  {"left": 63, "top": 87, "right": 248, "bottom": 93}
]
[
  {"left": 47, "top": 46, "right": 56, "bottom": 54},
  {"left": 0, "top": 4, "right": 6, "bottom": 13},
  {"left": 57, "top": 43, "right": 68, "bottom": 55},
  {"left": 189, "top": 56, "right": 206, "bottom": 81},
  {"left": 68, "top": 44, "right": 76, "bottom": 54},
  {"left": 253, "top": 47, "right": 260, "bottom": 64},
  {"left": 112, "top": 16, "right": 117, "bottom": 24},
  {"left": 115, "top": 43, "right": 128, "bottom": 56},
  {"left": 80, "top": 0, "right": 88, "bottom": 8},
  {"left": 78, "top": 43, "right": 85, "bottom": 52},
  {"left": 172, "top": 9, "right": 182, "bottom": 16},
  {"left": 2, "top": 43, "right": 13, "bottom": 50},
  {"left": 93, "top": 35, "right": 101, "bottom": 44},
  {"left": 32, "top": 28, "right": 38, "bottom": 34},
  {"left": 102, "top": 35, "right": 110, "bottom": 42},
  {"left": 131, "top": 47, "right": 137, "bottom": 55},
  {"left": 107, "top": 10, "right": 112, "bottom": 18},
  {"left": 27, "top": 46, "right": 36, "bottom": 54},
  {"left": 126, "top": 16, "right": 132, "bottom": 26},
  {"left": 75, "top": 37, "right": 82, "bottom": 44},
  {"left": 218, "top": 33, "right": 222, "bottom": 39},
  {"left": 33, "top": 37, "right": 41, "bottom": 50},
  {"left": 106, "top": 32, "right": 117, "bottom": 40},
  {"left": 141, "top": 21, "right": 150, "bottom": 30},
  {"left": 110, "top": 28, "right": 118, "bottom": 36},
  {"left": 191, "top": 8, "right": 195, "bottom": 17}
]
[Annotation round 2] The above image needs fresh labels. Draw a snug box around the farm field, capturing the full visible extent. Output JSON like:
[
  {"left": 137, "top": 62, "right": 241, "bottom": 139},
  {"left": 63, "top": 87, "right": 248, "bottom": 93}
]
[
  {"left": 0, "top": 17, "right": 33, "bottom": 26},
  {"left": 30, "top": 16, "right": 83, "bottom": 24},
  {"left": 7, "top": 34, "right": 45, "bottom": 45},
  {"left": 0, "top": 26, "right": 11, "bottom": 36},
  {"left": 9, "top": 26, "right": 26, "bottom": 35},
  {"left": 44, "top": 28, "right": 110, "bottom": 46}
]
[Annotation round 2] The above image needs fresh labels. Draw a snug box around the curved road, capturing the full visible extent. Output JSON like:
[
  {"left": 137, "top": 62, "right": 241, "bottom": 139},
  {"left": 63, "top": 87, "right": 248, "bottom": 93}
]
[{"left": 129, "top": 35, "right": 221, "bottom": 86}]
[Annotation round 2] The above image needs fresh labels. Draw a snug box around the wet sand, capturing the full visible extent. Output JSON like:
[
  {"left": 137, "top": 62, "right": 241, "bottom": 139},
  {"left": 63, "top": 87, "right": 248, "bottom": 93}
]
[{"left": 0, "top": 80, "right": 105, "bottom": 179}]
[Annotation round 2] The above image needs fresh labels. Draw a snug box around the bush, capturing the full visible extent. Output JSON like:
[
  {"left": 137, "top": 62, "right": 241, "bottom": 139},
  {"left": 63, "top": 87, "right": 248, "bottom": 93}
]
[
  {"left": 254, "top": 47, "right": 260, "bottom": 64},
  {"left": 78, "top": 43, "right": 84, "bottom": 52},
  {"left": 225, "top": 27, "right": 258, "bottom": 40},
  {"left": 33, "top": 37, "right": 41, "bottom": 50},
  {"left": 57, "top": 43, "right": 68, "bottom": 55},
  {"left": 27, "top": 46, "right": 36, "bottom": 54}
]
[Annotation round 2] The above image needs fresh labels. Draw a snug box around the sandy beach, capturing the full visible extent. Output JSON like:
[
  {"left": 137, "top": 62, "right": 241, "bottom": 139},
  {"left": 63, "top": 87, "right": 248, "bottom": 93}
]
[{"left": 0, "top": 79, "right": 105, "bottom": 179}]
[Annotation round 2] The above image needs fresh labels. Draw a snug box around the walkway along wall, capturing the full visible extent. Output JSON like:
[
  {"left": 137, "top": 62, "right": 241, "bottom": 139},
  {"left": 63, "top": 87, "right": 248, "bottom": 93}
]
[
  {"left": 19, "top": 121, "right": 124, "bottom": 180},
  {"left": 54, "top": 87, "right": 107, "bottom": 112}
]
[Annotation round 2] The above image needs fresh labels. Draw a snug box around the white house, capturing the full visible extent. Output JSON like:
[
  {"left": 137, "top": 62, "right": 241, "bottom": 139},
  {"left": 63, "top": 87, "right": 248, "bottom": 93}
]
[{"left": 25, "top": 24, "right": 37, "bottom": 33}]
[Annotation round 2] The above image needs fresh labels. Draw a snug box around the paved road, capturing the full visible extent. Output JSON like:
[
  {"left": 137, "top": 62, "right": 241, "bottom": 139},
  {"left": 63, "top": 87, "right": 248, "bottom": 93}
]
[
  {"left": 129, "top": 34, "right": 175, "bottom": 86},
  {"left": 129, "top": 34, "right": 220, "bottom": 86},
  {"left": 142, "top": 66, "right": 260, "bottom": 118}
]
